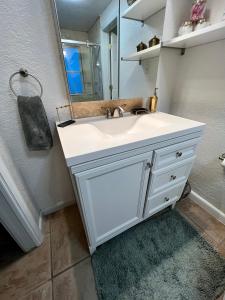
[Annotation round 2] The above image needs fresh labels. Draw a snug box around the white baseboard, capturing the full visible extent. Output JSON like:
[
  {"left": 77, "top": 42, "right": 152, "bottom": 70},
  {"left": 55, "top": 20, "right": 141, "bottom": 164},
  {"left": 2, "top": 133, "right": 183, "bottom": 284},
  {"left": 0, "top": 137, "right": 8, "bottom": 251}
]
[
  {"left": 42, "top": 200, "right": 75, "bottom": 215},
  {"left": 189, "top": 190, "right": 225, "bottom": 226}
]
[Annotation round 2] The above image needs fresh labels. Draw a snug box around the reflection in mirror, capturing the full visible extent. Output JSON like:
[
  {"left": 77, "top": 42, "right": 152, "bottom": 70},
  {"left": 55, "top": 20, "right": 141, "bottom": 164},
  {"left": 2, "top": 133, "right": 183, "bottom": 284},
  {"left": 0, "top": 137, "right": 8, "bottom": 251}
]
[{"left": 53, "top": 0, "right": 120, "bottom": 102}]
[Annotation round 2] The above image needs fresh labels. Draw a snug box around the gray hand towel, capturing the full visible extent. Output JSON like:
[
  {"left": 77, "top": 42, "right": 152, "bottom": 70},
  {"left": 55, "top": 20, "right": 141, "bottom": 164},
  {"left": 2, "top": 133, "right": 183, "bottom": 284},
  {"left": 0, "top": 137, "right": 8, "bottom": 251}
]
[{"left": 17, "top": 96, "right": 53, "bottom": 150}]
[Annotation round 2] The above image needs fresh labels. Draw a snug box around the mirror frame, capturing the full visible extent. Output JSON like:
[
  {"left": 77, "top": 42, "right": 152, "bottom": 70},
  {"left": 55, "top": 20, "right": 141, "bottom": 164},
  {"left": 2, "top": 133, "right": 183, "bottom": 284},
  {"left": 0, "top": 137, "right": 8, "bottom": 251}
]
[{"left": 50, "top": 0, "right": 121, "bottom": 104}]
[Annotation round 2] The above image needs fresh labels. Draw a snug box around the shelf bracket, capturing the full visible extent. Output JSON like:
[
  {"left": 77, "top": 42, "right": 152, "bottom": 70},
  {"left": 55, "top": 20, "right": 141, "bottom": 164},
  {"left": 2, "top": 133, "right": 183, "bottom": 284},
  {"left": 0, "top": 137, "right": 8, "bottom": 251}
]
[
  {"left": 122, "top": 16, "right": 144, "bottom": 26},
  {"left": 181, "top": 48, "right": 186, "bottom": 56},
  {"left": 121, "top": 57, "right": 142, "bottom": 65},
  {"left": 161, "top": 45, "right": 186, "bottom": 56}
]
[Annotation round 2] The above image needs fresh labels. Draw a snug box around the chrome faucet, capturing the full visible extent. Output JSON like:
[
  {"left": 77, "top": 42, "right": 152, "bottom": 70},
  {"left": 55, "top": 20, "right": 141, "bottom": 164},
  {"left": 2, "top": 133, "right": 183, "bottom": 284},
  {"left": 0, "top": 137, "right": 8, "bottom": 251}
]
[
  {"left": 112, "top": 106, "right": 125, "bottom": 118},
  {"left": 103, "top": 106, "right": 125, "bottom": 119}
]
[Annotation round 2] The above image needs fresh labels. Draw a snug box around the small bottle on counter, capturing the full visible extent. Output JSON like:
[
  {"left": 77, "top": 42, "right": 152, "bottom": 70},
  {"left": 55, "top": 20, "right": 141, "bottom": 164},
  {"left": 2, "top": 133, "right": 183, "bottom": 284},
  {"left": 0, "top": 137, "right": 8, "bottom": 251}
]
[{"left": 149, "top": 88, "right": 158, "bottom": 113}]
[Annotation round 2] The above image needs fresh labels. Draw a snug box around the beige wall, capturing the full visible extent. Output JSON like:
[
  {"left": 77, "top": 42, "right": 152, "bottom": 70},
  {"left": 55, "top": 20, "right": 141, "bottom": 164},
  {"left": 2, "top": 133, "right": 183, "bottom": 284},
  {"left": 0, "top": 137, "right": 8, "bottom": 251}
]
[
  {"left": 170, "top": 40, "right": 225, "bottom": 213},
  {"left": 0, "top": 0, "right": 75, "bottom": 213}
]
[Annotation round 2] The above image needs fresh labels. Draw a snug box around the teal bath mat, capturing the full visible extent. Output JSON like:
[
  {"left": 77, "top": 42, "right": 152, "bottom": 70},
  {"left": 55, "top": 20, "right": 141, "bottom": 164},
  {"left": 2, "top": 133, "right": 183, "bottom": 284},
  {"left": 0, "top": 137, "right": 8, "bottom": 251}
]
[{"left": 92, "top": 210, "right": 225, "bottom": 300}]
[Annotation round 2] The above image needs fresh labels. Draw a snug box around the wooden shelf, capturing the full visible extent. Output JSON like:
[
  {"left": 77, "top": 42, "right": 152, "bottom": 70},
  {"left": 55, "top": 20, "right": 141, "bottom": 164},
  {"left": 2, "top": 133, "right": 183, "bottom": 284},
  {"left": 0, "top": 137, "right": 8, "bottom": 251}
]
[
  {"left": 122, "top": 0, "right": 166, "bottom": 22},
  {"left": 163, "top": 21, "right": 225, "bottom": 49},
  {"left": 122, "top": 44, "right": 161, "bottom": 62}
]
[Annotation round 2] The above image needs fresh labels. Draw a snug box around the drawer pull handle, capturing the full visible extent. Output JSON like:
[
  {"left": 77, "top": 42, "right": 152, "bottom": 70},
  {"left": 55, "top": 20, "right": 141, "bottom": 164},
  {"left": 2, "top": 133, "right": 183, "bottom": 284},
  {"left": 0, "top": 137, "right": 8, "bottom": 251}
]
[
  {"left": 176, "top": 151, "right": 183, "bottom": 158},
  {"left": 170, "top": 175, "right": 177, "bottom": 181},
  {"left": 164, "top": 197, "right": 170, "bottom": 202}
]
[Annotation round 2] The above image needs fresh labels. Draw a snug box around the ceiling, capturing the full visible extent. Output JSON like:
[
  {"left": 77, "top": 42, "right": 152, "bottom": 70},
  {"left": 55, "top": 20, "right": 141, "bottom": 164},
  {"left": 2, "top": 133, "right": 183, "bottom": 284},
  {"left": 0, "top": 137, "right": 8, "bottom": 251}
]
[{"left": 55, "top": 0, "right": 113, "bottom": 32}]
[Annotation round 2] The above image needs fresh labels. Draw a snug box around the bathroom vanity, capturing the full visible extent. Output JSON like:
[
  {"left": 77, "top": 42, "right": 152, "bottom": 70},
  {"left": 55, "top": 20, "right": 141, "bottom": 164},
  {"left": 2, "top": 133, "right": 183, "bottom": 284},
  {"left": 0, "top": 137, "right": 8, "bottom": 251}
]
[{"left": 57, "top": 113, "right": 205, "bottom": 254}]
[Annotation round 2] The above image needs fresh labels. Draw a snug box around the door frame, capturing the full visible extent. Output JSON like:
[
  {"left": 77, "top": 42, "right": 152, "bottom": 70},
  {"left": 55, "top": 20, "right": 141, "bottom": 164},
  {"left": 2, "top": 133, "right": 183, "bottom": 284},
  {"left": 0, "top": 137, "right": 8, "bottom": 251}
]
[{"left": 0, "top": 158, "right": 43, "bottom": 252}]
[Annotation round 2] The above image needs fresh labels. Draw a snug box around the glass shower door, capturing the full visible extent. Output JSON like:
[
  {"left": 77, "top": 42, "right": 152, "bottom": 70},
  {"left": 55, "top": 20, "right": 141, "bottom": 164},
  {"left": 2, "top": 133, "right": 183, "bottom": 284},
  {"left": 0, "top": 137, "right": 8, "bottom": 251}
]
[{"left": 62, "top": 42, "right": 103, "bottom": 102}]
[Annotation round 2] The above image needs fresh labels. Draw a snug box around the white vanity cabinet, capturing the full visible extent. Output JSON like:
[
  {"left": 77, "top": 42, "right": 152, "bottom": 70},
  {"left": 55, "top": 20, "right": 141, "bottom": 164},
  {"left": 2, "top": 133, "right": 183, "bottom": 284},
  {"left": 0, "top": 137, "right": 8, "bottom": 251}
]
[
  {"left": 70, "top": 136, "right": 201, "bottom": 254},
  {"left": 73, "top": 152, "right": 152, "bottom": 252},
  {"left": 57, "top": 112, "right": 205, "bottom": 254}
]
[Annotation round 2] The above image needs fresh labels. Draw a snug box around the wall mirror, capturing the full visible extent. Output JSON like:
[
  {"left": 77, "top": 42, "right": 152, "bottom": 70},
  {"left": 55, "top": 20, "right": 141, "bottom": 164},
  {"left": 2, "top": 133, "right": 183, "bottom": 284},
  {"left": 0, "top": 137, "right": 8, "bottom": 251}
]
[{"left": 52, "top": 0, "right": 120, "bottom": 102}]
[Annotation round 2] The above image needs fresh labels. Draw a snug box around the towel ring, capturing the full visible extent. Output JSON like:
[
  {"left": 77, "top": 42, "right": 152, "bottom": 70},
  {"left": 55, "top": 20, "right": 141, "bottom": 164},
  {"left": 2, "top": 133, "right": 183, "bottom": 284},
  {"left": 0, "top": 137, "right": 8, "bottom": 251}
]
[{"left": 9, "top": 68, "right": 43, "bottom": 98}]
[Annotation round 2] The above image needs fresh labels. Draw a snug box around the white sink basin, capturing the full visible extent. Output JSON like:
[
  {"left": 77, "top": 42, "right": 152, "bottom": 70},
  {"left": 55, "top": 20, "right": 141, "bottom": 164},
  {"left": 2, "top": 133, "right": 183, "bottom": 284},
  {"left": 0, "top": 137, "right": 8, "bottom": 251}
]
[
  {"left": 57, "top": 112, "right": 205, "bottom": 166},
  {"left": 91, "top": 114, "right": 170, "bottom": 136},
  {"left": 91, "top": 115, "right": 138, "bottom": 136}
]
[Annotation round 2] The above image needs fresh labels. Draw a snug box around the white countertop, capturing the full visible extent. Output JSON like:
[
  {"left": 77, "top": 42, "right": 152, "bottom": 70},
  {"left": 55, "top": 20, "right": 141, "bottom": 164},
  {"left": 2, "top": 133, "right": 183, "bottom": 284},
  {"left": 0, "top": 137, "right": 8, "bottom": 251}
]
[{"left": 57, "top": 112, "right": 205, "bottom": 167}]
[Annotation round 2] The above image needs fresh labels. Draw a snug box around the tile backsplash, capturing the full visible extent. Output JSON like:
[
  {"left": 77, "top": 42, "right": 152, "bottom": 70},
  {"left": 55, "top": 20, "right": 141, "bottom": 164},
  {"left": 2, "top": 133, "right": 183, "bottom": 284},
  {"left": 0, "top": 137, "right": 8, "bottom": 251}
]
[{"left": 71, "top": 98, "right": 144, "bottom": 119}]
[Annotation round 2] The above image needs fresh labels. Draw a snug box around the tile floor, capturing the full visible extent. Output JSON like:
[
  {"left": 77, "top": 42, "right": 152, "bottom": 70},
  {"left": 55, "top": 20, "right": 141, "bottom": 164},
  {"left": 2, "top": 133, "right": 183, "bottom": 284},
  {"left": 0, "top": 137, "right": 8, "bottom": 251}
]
[{"left": 0, "top": 199, "right": 225, "bottom": 300}]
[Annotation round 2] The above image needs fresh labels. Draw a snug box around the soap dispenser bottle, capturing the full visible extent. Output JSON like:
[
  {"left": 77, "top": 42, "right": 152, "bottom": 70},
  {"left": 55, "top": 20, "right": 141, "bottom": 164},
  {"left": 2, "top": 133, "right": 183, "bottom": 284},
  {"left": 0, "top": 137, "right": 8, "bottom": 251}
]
[{"left": 149, "top": 88, "right": 158, "bottom": 113}]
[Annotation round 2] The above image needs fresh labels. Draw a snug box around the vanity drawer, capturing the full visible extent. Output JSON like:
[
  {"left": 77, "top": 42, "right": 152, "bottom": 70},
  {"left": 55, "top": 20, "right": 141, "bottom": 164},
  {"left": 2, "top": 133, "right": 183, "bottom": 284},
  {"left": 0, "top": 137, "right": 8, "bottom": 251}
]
[
  {"left": 153, "top": 138, "right": 200, "bottom": 170},
  {"left": 144, "top": 182, "right": 186, "bottom": 217},
  {"left": 148, "top": 157, "right": 195, "bottom": 196}
]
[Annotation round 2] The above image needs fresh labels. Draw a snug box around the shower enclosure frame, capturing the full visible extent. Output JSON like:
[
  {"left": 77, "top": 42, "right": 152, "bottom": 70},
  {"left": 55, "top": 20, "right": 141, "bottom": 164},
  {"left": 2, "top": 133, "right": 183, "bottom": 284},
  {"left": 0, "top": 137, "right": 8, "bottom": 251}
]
[{"left": 61, "top": 39, "right": 103, "bottom": 101}]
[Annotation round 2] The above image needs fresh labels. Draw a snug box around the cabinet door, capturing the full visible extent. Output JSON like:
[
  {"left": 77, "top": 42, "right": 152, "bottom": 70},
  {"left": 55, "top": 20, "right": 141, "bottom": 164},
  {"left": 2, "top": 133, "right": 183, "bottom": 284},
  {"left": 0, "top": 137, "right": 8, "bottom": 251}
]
[{"left": 75, "top": 152, "right": 152, "bottom": 249}]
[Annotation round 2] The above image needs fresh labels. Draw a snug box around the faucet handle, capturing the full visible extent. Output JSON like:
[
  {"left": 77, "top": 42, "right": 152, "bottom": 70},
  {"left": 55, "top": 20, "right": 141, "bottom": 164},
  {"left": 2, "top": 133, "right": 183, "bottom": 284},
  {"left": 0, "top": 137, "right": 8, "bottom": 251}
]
[
  {"left": 106, "top": 108, "right": 112, "bottom": 119},
  {"left": 101, "top": 107, "right": 112, "bottom": 119},
  {"left": 118, "top": 105, "right": 125, "bottom": 112}
]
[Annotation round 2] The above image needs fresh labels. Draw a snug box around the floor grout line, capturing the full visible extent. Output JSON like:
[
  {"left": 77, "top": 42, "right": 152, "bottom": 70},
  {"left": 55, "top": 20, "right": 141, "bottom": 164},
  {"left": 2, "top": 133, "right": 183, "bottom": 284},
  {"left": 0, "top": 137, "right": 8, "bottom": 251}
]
[
  {"left": 18, "top": 233, "right": 53, "bottom": 299},
  {"left": 19, "top": 280, "right": 52, "bottom": 299},
  {"left": 47, "top": 209, "right": 92, "bottom": 299},
  {"left": 52, "top": 254, "right": 91, "bottom": 279}
]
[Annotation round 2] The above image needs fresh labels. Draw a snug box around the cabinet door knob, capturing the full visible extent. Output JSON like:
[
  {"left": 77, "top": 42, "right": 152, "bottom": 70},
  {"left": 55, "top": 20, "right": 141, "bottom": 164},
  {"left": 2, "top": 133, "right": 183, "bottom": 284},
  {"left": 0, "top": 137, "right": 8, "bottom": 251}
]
[
  {"left": 176, "top": 151, "right": 183, "bottom": 158},
  {"left": 170, "top": 175, "right": 177, "bottom": 181},
  {"left": 164, "top": 197, "right": 170, "bottom": 202}
]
